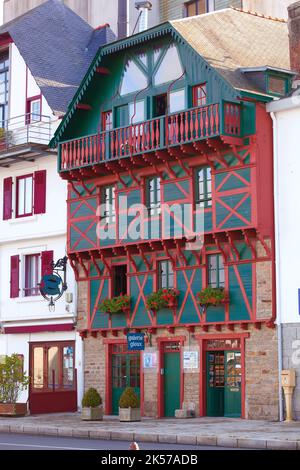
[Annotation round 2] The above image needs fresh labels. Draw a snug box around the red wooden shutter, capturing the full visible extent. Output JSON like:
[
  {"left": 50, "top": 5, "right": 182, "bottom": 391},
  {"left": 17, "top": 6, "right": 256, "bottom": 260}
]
[
  {"left": 34, "top": 170, "right": 46, "bottom": 214},
  {"left": 41, "top": 250, "right": 54, "bottom": 276},
  {"left": 10, "top": 255, "right": 20, "bottom": 298},
  {"left": 3, "top": 177, "right": 13, "bottom": 220}
]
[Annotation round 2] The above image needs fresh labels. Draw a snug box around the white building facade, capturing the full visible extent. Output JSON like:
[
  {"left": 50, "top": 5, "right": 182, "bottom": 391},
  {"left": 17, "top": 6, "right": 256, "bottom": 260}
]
[{"left": 0, "top": 3, "right": 96, "bottom": 413}]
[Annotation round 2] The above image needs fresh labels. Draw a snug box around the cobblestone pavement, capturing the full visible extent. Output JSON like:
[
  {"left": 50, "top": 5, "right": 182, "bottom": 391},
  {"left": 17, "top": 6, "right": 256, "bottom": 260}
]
[{"left": 0, "top": 413, "right": 300, "bottom": 449}]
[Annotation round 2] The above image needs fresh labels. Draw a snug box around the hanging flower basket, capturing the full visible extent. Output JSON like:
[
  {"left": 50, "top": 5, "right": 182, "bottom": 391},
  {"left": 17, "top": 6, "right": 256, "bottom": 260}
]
[
  {"left": 146, "top": 289, "right": 180, "bottom": 312},
  {"left": 99, "top": 295, "right": 131, "bottom": 314},
  {"left": 196, "top": 287, "right": 228, "bottom": 307}
]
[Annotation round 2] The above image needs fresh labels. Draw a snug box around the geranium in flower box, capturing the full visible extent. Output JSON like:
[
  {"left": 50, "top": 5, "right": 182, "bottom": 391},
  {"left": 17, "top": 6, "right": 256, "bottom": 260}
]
[
  {"left": 99, "top": 295, "right": 131, "bottom": 314},
  {"left": 146, "top": 288, "right": 180, "bottom": 312},
  {"left": 197, "top": 287, "right": 227, "bottom": 307}
]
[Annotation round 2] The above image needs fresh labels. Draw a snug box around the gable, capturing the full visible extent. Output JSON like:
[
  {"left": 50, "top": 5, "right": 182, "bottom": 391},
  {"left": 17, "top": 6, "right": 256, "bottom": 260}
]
[{"left": 51, "top": 23, "right": 239, "bottom": 145}]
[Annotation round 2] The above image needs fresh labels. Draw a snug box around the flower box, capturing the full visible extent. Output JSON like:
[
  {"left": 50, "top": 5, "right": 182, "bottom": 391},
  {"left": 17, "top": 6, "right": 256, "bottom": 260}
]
[
  {"left": 146, "top": 289, "right": 179, "bottom": 312},
  {"left": 197, "top": 287, "right": 228, "bottom": 307},
  {"left": 81, "top": 405, "right": 103, "bottom": 421},
  {"left": 119, "top": 407, "right": 141, "bottom": 422},
  {"left": 99, "top": 295, "right": 130, "bottom": 314},
  {"left": 0, "top": 403, "right": 27, "bottom": 417}
]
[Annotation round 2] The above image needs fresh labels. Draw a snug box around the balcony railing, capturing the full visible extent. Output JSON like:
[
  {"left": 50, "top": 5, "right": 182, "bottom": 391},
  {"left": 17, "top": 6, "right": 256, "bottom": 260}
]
[
  {"left": 0, "top": 113, "right": 53, "bottom": 152},
  {"left": 59, "top": 102, "right": 241, "bottom": 172}
]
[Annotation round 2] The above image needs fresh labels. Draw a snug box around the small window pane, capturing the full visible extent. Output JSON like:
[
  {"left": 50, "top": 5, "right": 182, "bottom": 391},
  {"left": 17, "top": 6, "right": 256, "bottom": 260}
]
[
  {"left": 268, "top": 76, "right": 286, "bottom": 96},
  {"left": 17, "top": 176, "right": 33, "bottom": 217},
  {"left": 120, "top": 59, "right": 147, "bottom": 96},
  {"left": 169, "top": 89, "right": 186, "bottom": 113},
  {"left": 129, "top": 100, "right": 145, "bottom": 124},
  {"left": 148, "top": 177, "right": 161, "bottom": 215},
  {"left": 154, "top": 45, "right": 183, "bottom": 86},
  {"left": 33, "top": 347, "right": 44, "bottom": 389},
  {"left": 30, "top": 100, "right": 41, "bottom": 121},
  {"left": 63, "top": 346, "right": 74, "bottom": 389},
  {"left": 48, "top": 346, "right": 59, "bottom": 389}
]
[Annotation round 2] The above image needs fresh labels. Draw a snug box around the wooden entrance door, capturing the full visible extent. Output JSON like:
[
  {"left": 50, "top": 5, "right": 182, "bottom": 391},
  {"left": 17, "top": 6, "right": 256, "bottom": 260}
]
[
  {"left": 111, "top": 343, "right": 140, "bottom": 415},
  {"left": 29, "top": 341, "right": 77, "bottom": 414},
  {"left": 206, "top": 351, "right": 225, "bottom": 417},
  {"left": 163, "top": 342, "right": 180, "bottom": 417}
]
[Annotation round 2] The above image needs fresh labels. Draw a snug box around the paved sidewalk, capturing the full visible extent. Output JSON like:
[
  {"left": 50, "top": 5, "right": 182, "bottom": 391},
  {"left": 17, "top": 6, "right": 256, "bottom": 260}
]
[{"left": 0, "top": 413, "right": 300, "bottom": 449}]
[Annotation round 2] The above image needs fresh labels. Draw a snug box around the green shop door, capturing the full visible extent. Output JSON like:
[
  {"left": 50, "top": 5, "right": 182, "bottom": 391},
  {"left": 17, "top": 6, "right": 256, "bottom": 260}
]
[
  {"left": 206, "top": 351, "right": 225, "bottom": 417},
  {"left": 111, "top": 344, "right": 140, "bottom": 415},
  {"left": 224, "top": 351, "right": 242, "bottom": 418},
  {"left": 163, "top": 342, "right": 180, "bottom": 417}
]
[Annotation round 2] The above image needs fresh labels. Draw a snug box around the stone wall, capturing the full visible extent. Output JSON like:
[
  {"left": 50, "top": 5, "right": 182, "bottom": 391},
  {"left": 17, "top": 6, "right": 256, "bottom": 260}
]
[{"left": 282, "top": 324, "right": 300, "bottom": 420}]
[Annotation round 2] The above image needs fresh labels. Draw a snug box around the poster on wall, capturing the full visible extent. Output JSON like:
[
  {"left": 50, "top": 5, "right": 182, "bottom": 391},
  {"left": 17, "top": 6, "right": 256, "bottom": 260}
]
[
  {"left": 183, "top": 349, "right": 199, "bottom": 372},
  {"left": 142, "top": 348, "right": 158, "bottom": 373}
]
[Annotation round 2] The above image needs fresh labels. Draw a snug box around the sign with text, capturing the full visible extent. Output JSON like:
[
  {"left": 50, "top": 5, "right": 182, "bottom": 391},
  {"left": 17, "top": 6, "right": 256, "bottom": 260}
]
[{"left": 127, "top": 333, "right": 145, "bottom": 351}]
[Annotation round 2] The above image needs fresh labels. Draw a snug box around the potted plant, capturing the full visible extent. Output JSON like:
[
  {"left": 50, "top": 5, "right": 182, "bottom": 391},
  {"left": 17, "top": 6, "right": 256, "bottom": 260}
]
[
  {"left": 119, "top": 386, "right": 141, "bottom": 422},
  {"left": 197, "top": 287, "right": 227, "bottom": 307},
  {"left": 146, "top": 288, "right": 179, "bottom": 312},
  {"left": 99, "top": 294, "right": 130, "bottom": 314},
  {"left": 81, "top": 387, "right": 103, "bottom": 421},
  {"left": 0, "top": 354, "right": 30, "bottom": 417}
]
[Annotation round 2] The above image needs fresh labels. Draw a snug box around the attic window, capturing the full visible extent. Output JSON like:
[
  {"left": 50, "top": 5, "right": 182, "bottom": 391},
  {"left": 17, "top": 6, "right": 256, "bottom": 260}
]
[
  {"left": 153, "top": 44, "right": 184, "bottom": 86},
  {"left": 267, "top": 75, "right": 287, "bottom": 96},
  {"left": 120, "top": 59, "right": 147, "bottom": 96}
]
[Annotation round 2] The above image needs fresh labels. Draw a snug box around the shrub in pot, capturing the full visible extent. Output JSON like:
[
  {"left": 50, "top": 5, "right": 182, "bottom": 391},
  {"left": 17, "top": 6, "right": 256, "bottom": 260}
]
[
  {"left": 0, "top": 354, "right": 30, "bottom": 417},
  {"left": 119, "top": 386, "right": 141, "bottom": 422},
  {"left": 81, "top": 387, "right": 103, "bottom": 421}
]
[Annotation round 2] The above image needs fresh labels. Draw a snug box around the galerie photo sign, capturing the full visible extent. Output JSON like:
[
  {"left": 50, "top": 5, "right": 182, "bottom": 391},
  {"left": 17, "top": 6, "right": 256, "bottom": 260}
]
[{"left": 127, "top": 332, "right": 145, "bottom": 351}]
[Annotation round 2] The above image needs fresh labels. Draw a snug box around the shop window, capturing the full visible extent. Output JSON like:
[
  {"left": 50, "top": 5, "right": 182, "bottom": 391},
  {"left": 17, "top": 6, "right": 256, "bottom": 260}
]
[
  {"left": 207, "top": 254, "right": 225, "bottom": 288},
  {"left": 146, "top": 176, "right": 161, "bottom": 215},
  {"left": 193, "top": 83, "right": 207, "bottom": 107},
  {"left": 113, "top": 265, "right": 127, "bottom": 296},
  {"left": 158, "top": 260, "right": 174, "bottom": 289},
  {"left": 154, "top": 44, "right": 184, "bottom": 86},
  {"left": 120, "top": 58, "right": 147, "bottom": 96},
  {"left": 195, "top": 166, "right": 212, "bottom": 207}
]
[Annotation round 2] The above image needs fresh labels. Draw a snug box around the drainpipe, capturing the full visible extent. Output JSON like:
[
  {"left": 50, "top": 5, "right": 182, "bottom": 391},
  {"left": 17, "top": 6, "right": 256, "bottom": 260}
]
[{"left": 270, "top": 110, "right": 284, "bottom": 422}]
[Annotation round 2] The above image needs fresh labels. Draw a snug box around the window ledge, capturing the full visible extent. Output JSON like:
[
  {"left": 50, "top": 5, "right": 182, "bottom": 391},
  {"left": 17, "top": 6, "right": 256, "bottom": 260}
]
[
  {"left": 9, "top": 215, "right": 38, "bottom": 225},
  {"left": 16, "top": 296, "right": 43, "bottom": 304}
]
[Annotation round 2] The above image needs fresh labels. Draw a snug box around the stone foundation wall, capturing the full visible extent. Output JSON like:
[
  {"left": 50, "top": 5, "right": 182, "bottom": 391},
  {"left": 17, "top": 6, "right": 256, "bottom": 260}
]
[{"left": 282, "top": 324, "right": 300, "bottom": 421}]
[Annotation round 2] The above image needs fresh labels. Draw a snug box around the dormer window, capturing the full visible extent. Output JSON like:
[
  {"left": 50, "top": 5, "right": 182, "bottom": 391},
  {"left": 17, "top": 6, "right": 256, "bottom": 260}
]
[{"left": 267, "top": 75, "right": 288, "bottom": 97}]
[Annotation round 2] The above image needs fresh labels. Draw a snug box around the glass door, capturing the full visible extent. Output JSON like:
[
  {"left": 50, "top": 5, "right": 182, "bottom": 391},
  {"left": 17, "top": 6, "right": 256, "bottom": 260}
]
[{"left": 224, "top": 351, "right": 242, "bottom": 418}]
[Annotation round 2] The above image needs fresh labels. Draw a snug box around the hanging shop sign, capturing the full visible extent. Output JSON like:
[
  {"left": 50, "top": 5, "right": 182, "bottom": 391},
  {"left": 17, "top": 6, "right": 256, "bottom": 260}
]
[
  {"left": 39, "top": 256, "right": 68, "bottom": 311},
  {"left": 127, "top": 332, "right": 145, "bottom": 351}
]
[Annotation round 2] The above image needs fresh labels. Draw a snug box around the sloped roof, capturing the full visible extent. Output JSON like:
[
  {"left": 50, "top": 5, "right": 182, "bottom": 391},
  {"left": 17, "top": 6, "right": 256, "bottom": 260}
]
[
  {"left": 171, "top": 8, "right": 290, "bottom": 93},
  {"left": 0, "top": 0, "right": 115, "bottom": 114},
  {"left": 51, "top": 7, "right": 291, "bottom": 145}
]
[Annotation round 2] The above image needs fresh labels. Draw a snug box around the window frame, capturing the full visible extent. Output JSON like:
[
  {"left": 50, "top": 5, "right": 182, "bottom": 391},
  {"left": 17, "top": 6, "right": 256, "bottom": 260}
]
[
  {"left": 146, "top": 176, "right": 161, "bottom": 216},
  {"left": 207, "top": 253, "right": 225, "bottom": 289},
  {"left": 24, "top": 253, "right": 40, "bottom": 297},
  {"left": 185, "top": 0, "right": 207, "bottom": 17},
  {"left": 157, "top": 259, "right": 175, "bottom": 290},
  {"left": 192, "top": 83, "right": 207, "bottom": 107},
  {"left": 16, "top": 173, "right": 34, "bottom": 218},
  {"left": 112, "top": 264, "right": 128, "bottom": 297},
  {"left": 0, "top": 51, "right": 9, "bottom": 128},
  {"left": 100, "top": 184, "right": 116, "bottom": 224},
  {"left": 266, "top": 73, "right": 289, "bottom": 97},
  {"left": 195, "top": 166, "right": 212, "bottom": 208},
  {"left": 101, "top": 110, "right": 113, "bottom": 131},
  {"left": 26, "top": 95, "right": 42, "bottom": 124}
]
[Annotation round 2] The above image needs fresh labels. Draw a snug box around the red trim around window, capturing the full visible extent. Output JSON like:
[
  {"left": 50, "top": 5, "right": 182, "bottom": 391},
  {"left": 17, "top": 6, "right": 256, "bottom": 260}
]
[
  {"left": 24, "top": 253, "right": 40, "bottom": 297},
  {"left": 192, "top": 83, "right": 207, "bottom": 107},
  {"left": 26, "top": 94, "right": 42, "bottom": 124},
  {"left": 16, "top": 174, "right": 33, "bottom": 218},
  {"left": 101, "top": 110, "right": 113, "bottom": 131}
]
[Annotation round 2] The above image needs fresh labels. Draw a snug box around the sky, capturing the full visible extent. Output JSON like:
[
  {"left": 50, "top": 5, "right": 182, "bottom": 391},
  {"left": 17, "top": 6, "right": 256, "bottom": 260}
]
[{"left": 0, "top": 0, "right": 3, "bottom": 25}]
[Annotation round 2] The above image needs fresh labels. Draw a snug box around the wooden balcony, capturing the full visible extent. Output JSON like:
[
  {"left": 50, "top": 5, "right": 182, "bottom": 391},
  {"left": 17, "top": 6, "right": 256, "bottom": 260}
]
[{"left": 59, "top": 101, "right": 243, "bottom": 178}]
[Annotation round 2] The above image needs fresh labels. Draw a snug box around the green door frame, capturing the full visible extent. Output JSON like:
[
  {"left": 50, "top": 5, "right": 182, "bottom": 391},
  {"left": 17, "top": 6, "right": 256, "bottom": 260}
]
[{"left": 157, "top": 336, "right": 185, "bottom": 418}]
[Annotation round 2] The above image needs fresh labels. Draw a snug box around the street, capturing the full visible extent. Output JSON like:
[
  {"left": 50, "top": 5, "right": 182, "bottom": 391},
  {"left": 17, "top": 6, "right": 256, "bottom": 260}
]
[{"left": 0, "top": 433, "right": 241, "bottom": 450}]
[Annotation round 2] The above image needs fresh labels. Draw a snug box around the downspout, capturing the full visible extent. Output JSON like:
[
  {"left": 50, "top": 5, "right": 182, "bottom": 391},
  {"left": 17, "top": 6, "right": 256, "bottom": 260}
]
[{"left": 270, "top": 110, "right": 284, "bottom": 422}]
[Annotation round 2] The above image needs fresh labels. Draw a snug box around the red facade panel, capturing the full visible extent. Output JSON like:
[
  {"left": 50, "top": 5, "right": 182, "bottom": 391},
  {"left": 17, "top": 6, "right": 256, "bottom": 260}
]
[
  {"left": 34, "top": 170, "right": 47, "bottom": 215},
  {"left": 3, "top": 177, "right": 13, "bottom": 220}
]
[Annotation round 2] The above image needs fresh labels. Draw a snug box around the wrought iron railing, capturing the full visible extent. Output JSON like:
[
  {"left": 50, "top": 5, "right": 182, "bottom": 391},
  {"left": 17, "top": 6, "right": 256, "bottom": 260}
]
[{"left": 59, "top": 102, "right": 241, "bottom": 171}]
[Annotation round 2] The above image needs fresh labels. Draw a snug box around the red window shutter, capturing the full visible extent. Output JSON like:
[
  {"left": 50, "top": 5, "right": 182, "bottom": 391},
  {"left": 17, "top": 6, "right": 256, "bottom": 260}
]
[
  {"left": 10, "top": 255, "right": 20, "bottom": 298},
  {"left": 3, "top": 177, "right": 13, "bottom": 220},
  {"left": 41, "top": 250, "right": 54, "bottom": 276},
  {"left": 34, "top": 170, "right": 46, "bottom": 214}
]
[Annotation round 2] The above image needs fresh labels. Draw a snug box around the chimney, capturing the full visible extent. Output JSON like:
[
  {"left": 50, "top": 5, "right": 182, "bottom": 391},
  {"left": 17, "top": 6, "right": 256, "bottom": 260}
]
[
  {"left": 118, "top": 0, "right": 129, "bottom": 39},
  {"left": 135, "top": 1, "right": 152, "bottom": 33},
  {"left": 288, "top": 1, "right": 300, "bottom": 79}
]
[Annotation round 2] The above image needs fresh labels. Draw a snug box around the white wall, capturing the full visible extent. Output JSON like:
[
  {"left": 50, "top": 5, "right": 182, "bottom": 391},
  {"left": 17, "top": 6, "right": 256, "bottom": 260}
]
[
  {"left": 269, "top": 99, "right": 300, "bottom": 324},
  {"left": 243, "top": 0, "right": 293, "bottom": 19}
]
